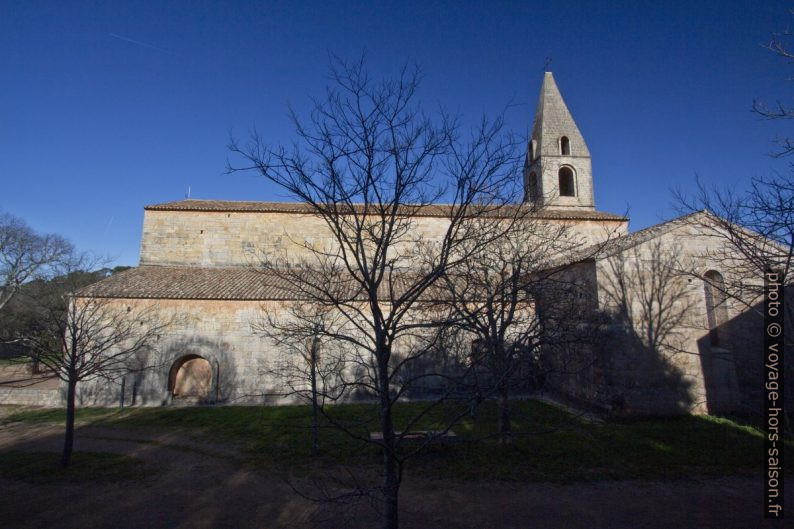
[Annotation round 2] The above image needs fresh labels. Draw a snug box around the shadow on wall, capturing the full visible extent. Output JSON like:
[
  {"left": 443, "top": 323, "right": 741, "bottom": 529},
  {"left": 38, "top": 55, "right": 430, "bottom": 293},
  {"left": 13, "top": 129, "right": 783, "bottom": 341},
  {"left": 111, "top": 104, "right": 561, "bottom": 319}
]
[
  {"left": 700, "top": 289, "right": 793, "bottom": 421},
  {"left": 591, "top": 257, "right": 792, "bottom": 417},
  {"left": 389, "top": 327, "right": 472, "bottom": 400},
  {"left": 548, "top": 243, "right": 698, "bottom": 416},
  {"left": 125, "top": 346, "right": 155, "bottom": 406},
  {"left": 595, "top": 322, "right": 695, "bottom": 416},
  {"left": 88, "top": 337, "right": 242, "bottom": 407},
  {"left": 75, "top": 346, "right": 155, "bottom": 407},
  {"left": 543, "top": 310, "right": 696, "bottom": 416}
]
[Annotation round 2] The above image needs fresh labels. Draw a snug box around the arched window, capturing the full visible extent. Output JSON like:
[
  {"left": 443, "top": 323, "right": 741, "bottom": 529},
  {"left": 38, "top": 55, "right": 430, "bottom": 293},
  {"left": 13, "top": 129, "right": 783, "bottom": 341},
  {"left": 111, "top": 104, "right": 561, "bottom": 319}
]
[
  {"left": 703, "top": 270, "right": 728, "bottom": 347},
  {"left": 528, "top": 171, "right": 538, "bottom": 200},
  {"left": 560, "top": 136, "right": 571, "bottom": 155},
  {"left": 529, "top": 140, "right": 536, "bottom": 161},
  {"left": 558, "top": 167, "right": 575, "bottom": 197}
]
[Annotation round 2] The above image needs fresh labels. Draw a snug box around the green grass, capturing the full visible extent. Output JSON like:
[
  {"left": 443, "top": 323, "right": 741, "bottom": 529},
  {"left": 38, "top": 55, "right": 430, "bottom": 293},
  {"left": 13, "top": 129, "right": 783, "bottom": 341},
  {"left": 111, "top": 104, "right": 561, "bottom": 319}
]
[
  {"left": 0, "top": 451, "right": 153, "bottom": 484},
  {"left": 0, "top": 356, "right": 28, "bottom": 366},
  {"left": 2, "top": 407, "right": 114, "bottom": 424},
  {"left": 2, "top": 400, "right": 787, "bottom": 482}
]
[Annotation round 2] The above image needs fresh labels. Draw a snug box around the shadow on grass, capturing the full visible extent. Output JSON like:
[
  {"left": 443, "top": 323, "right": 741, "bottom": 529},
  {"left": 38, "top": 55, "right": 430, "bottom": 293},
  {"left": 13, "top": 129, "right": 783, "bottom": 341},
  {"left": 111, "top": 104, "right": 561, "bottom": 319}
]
[
  {"left": 2, "top": 400, "right": 789, "bottom": 482},
  {"left": 0, "top": 451, "right": 155, "bottom": 484}
]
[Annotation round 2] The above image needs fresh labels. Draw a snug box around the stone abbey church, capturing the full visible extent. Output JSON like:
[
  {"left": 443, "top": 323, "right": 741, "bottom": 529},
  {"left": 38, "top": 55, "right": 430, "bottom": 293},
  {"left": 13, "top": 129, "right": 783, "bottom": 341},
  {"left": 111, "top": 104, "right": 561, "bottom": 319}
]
[{"left": 69, "top": 73, "right": 763, "bottom": 415}]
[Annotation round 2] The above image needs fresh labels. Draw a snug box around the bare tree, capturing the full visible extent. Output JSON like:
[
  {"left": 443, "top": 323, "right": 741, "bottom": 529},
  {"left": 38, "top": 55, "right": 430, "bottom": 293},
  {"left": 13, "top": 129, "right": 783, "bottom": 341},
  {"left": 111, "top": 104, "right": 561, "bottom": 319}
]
[
  {"left": 676, "top": 176, "right": 793, "bottom": 313},
  {"left": 438, "top": 213, "right": 596, "bottom": 443},
  {"left": 255, "top": 303, "right": 347, "bottom": 454},
  {"left": 753, "top": 18, "right": 794, "bottom": 159},
  {"left": 21, "top": 256, "right": 168, "bottom": 467},
  {"left": 600, "top": 240, "right": 698, "bottom": 356},
  {"left": 675, "top": 17, "right": 794, "bottom": 391},
  {"left": 229, "top": 57, "right": 521, "bottom": 528},
  {"left": 676, "top": 175, "right": 794, "bottom": 419},
  {"left": 596, "top": 240, "right": 700, "bottom": 413},
  {"left": 678, "top": 15, "right": 793, "bottom": 297},
  {"left": 0, "top": 213, "right": 73, "bottom": 312}
]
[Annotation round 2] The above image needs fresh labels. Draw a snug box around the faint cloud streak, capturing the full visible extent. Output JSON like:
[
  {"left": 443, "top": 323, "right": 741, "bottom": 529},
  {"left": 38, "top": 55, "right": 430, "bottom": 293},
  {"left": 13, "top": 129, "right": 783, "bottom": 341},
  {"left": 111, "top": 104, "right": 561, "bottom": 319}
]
[{"left": 108, "top": 33, "right": 175, "bottom": 55}]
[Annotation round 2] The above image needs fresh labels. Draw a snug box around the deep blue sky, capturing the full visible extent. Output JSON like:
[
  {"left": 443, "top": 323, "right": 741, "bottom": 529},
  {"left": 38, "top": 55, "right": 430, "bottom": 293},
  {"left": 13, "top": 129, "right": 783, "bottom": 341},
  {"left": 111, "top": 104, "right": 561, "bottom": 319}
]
[{"left": 2, "top": 1, "right": 791, "bottom": 266}]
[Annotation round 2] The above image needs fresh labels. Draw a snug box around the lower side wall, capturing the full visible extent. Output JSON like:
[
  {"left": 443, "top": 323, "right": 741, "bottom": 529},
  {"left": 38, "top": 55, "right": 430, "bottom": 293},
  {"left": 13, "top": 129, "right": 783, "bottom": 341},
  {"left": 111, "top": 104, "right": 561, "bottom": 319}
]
[
  {"left": 3, "top": 295, "right": 776, "bottom": 416},
  {"left": 543, "top": 320, "right": 770, "bottom": 417},
  {"left": 73, "top": 298, "right": 291, "bottom": 407},
  {"left": 0, "top": 387, "right": 63, "bottom": 407}
]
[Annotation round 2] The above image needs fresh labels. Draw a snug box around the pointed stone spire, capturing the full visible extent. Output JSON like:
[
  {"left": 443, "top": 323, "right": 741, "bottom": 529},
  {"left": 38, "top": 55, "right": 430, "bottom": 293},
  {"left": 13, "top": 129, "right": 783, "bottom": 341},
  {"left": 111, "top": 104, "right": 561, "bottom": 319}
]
[
  {"left": 524, "top": 72, "right": 594, "bottom": 210},
  {"left": 531, "top": 72, "right": 590, "bottom": 159}
]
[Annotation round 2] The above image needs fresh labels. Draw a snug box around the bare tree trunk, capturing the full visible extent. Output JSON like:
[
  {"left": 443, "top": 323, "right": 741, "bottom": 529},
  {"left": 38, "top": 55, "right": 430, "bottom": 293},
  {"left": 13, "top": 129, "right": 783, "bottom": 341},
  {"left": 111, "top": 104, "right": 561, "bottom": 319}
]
[
  {"left": 0, "top": 288, "right": 16, "bottom": 312},
  {"left": 377, "top": 333, "right": 399, "bottom": 529},
  {"left": 62, "top": 376, "right": 76, "bottom": 467},
  {"left": 31, "top": 353, "right": 41, "bottom": 375},
  {"left": 382, "top": 446, "right": 399, "bottom": 529},
  {"left": 497, "top": 382, "right": 512, "bottom": 445},
  {"left": 380, "top": 398, "right": 399, "bottom": 529},
  {"left": 227, "top": 56, "right": 524, "bottom": 526},
  {"left": 310, "top": 341, "right": 319, "bottom": 455}
]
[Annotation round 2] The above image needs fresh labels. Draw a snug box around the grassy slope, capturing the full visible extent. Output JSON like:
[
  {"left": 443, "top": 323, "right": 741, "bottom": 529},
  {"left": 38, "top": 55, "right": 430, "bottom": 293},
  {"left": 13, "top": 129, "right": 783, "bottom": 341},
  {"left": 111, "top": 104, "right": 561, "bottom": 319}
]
[{"left": 2, "top": 400, "right": 787, "bottom": 482}]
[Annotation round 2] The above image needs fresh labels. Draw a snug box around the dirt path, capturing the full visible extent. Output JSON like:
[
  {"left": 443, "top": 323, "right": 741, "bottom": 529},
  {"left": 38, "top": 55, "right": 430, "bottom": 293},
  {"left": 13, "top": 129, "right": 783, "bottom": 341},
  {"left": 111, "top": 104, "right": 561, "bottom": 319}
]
[{"left": 0, "top": 421, "right": 789, "bottom": 529}]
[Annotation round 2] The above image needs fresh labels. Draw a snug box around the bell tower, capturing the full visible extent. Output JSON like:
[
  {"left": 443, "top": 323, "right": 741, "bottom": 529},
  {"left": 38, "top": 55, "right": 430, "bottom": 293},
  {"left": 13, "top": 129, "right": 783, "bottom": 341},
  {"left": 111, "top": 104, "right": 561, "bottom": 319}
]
[{"left": 524, "top": 72, "right": 595, "bottom": 210}]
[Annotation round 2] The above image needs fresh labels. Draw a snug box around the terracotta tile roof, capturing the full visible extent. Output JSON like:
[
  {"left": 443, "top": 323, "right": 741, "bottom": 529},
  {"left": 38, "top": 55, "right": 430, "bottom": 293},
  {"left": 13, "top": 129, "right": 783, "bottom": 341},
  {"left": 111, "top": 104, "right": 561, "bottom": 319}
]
[
  {"left": 78, "top": 266, "right": 298, "bottom": 300},
  {"left": 145, "top": 199, "right": 627, "bottom": 221},
  {"left": 79, "top": 265, "right": 467, "bottom": 302},
  {"left": 78, "top": 265, "right": 424, "bottom": 301}
]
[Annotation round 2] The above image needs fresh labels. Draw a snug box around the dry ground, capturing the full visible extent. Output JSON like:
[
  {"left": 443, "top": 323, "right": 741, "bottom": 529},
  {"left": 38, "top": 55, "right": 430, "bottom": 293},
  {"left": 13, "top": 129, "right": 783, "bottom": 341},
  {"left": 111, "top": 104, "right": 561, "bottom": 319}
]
[
  {"left": 0, "top": 364, "right": 59, "bottom": 390},
  {"left": 0, "top": 418, "right": 789, "bottom": 529}
]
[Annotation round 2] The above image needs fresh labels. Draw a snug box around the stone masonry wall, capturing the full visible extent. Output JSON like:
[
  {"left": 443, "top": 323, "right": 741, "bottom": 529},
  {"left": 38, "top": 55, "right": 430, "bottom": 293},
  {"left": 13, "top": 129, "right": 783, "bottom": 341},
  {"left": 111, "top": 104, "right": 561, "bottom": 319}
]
[
  {"left": 0, "top": 387, "right": 63, "bottom": 407},
  {"left": 78, "top": 298, "right": 289, "bottom": 406},
  {"left": 590, "top": 222, "right": 754, "bottom": 415},
  {"left": 139, "top": 209, "right": 627, "bottom": 267}
]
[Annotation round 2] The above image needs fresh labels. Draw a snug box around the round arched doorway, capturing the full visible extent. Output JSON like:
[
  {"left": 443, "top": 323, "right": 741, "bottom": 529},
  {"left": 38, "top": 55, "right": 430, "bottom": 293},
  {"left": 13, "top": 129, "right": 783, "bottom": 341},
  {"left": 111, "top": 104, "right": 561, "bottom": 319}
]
[{"left": 168, "top": 355, "right": 212, "bottom": 399}]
